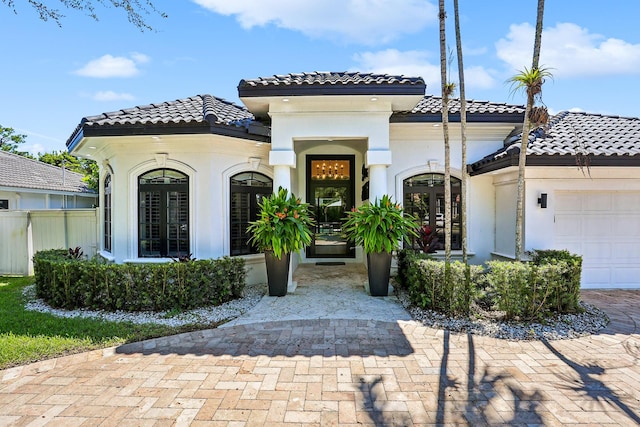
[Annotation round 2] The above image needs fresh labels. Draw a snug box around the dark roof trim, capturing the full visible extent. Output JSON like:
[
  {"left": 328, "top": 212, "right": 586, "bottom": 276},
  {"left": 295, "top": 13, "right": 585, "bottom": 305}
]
[
  {"left": 391, "top": 112, "right": 525, "bottom": 124},
  {"left": 68, "top": 122, "right": 270, "bottom": 152},
  {"left": 468, "top": 153, "right": 640, "bottom": 176},
  {"left": 238, "top": 84, "right": 425, "bottom": 98}
]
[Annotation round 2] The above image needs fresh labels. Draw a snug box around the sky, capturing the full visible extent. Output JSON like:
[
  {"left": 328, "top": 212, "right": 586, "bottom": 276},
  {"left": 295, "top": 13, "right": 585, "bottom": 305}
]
[{"left": 2, "top": 0, "right": 640, "bottom": 155}]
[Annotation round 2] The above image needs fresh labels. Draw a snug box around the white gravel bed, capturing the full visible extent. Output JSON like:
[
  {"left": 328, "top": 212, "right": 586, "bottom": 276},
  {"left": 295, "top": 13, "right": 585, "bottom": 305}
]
[
  {"left": 396, "top": 288, "right": 610, "bottom": 340},
  {"left": 22, "top": 283, "right": 266, "bottom": 327}
]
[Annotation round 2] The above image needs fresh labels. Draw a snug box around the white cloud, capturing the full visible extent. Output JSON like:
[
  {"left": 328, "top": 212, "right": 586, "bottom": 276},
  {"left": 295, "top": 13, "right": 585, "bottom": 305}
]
[
  {"left": 24, "top": 143, "right": 46, "bottom": 156},
  {"left": 75, "top": 53, "right": 150, "bottom": 78},
  {"left": 93, "top": 91, "right": 135, "bottom": 102},
  {"left": 496, "top": 22, "right": 640, "bottom": 77},
  {"left": 352, "top": 49, "right": 497, "bottom": 90},
  {"left": 192, "top": 0, "right": 437, "bottom": 45}
]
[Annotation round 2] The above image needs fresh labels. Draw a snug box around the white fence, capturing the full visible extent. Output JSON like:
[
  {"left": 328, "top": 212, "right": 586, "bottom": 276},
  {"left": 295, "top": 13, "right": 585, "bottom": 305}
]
[{"left": 0, "top": 209, "right": 98, "bottom": 276}]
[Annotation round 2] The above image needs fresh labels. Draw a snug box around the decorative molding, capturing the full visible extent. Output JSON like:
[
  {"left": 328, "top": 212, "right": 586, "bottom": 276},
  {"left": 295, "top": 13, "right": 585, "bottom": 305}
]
[
  {"left": 249, "top": 157, "right": 262, "bottom": 170},
  {"left": 154, "top": 153, "right": 168, "bottom": 167}
]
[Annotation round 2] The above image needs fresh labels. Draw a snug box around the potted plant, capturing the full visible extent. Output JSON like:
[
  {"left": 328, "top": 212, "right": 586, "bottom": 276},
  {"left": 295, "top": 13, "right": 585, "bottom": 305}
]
[
  {"left": 343, "top": 195, "right": 418, "bottom": 296},
  {"left": 248, "top": 187, "right": 314, "bottom": 296}
]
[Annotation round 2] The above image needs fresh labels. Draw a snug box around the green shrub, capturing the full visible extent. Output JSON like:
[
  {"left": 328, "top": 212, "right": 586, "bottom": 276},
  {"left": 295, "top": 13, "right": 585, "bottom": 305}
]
[
  {"left": 396, "top": 248, "right": 583, "bottom": 320},
  {"left": 486, "top": 260, "right": 569, "bottom": 320},
  {"left": 33, "top": 250, "right": 246, "bottom": 312},
  {"left": 407, "top": 259, "right": 483, "bottom": 316},
  {"left": 396, "top": 249, "right": 430, "bottom": 289},
  {"left": 530, "top": 249, "right": 582, "bottom": 313}
]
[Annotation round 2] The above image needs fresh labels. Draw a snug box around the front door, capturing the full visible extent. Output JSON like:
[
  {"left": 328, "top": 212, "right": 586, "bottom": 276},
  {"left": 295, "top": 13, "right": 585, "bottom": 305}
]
[{"left": 306, "top": 155, "right": 355, "bottom": 258}]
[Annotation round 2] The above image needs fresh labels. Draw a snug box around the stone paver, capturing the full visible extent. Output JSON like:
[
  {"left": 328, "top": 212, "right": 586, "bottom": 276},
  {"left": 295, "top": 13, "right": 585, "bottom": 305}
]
[
  {"left": 1, "top": 266, "right": 639, "bottom": 426},
  {"left": 223, "top": 264, "right": 411, "bottom": 327}
]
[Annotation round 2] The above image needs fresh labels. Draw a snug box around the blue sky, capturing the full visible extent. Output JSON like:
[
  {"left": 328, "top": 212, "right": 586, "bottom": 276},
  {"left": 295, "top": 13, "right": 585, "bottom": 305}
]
[{"left": 2, "top": 1, "right": 639, "bottom": 155}]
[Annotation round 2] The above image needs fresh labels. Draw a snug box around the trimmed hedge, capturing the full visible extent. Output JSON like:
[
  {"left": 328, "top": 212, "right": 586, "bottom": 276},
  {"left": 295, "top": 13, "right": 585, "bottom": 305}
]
[
  {"left": 33, "top": 249, "right": 246, "bottom": 312},
  {"left": 407, "top": 259, "right": 484, "bottom": 316},
  {"left": 400, "top": 249, "right": 583, "bottom": 320}
]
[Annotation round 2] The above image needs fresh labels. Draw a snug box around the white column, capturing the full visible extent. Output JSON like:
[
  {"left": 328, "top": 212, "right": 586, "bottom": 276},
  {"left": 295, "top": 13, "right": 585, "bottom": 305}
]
[
  {"left": 273, "top": 165, "right": 291, "bottom": 193},
  {"left": 368, "top": 165, "right": 388, "bottom": 202},
  {"left": 366, "top": 150, "right": 392, "bottom": 202},
  {"left": 269, "top": 150, "right": 296, "bottom": 193},
  {"left": 268, "top": 149, "right": 297, "bottom": 292}
]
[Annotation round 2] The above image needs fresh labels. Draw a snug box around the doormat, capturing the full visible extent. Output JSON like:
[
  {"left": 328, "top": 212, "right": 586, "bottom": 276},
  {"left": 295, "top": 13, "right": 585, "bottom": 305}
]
[{"left": 315, "top": 262, "right": 346, "bottom": 266}]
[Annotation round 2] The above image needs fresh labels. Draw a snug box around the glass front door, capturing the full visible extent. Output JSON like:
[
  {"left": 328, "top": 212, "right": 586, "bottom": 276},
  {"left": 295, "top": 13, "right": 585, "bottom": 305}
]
[{"left": 307, "top": 155, "right": 355, "bottom": 258}]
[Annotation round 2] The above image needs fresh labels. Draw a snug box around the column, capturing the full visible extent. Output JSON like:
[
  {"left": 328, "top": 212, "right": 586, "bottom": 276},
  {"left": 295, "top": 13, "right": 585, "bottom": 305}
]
[
  {"left": 268, "top": 149, "right": 297, "bottom": 292},
  {"left": 366, "top": 150, "right": 392, "bottom": 202},
  {"left": 269, "top": 150, "right": 296, "bottom": 193}
]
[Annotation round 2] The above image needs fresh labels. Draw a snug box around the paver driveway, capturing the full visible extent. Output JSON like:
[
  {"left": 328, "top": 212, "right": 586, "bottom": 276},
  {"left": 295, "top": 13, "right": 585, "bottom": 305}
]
[{"left": 1, "top": 265, "right": 639, "bottom": 426}]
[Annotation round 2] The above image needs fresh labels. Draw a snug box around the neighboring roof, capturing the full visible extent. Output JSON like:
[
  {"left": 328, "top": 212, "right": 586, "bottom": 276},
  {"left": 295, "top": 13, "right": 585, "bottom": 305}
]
[
  {"left": 468, "top": 111, "right": 640, "bottom": 175},
  {"left": 67, "top": 94, "right": 269, "bottom": 150},
  {"left": 238, "top": 72, "right": 426, "bottom": 97},
  {"left": 0, "top": 151, "right": 95, "bottom": 194},
  {"left": 391, "top": 96, "right": 525, "bottom": 123}
]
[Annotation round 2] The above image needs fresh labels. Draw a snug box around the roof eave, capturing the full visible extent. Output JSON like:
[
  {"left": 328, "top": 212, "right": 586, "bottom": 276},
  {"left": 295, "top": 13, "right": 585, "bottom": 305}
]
[
  {"left": 68, "top": 121, "right": 270, "bottom": 145},
  {"left": 238, "top": 84, "right": 426, "bottom": 98},
  {"left": 391, "top": 112, "right": 525, "bottom": 124},
  {"left": 469, "top": 154, "right": 640, "bottom": 176}
]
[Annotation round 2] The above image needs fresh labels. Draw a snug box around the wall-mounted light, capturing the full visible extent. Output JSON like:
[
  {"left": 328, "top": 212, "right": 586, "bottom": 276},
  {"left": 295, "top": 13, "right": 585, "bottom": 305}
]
[{"left": 538, "top": 193, "right": 548, "bottom": 209}]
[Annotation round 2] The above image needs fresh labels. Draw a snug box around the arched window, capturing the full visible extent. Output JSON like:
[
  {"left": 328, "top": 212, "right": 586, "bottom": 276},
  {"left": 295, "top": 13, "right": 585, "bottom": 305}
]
[
  {"left": 138, "top": 169, "right": 189, "bottom": 258},
  {"left": 403, "top": 173, "right": 462, "bottom": 251},
  {"left": 104, "top": 174, "right": 112, "bottom": 252},
  {"left": 230, "top": 172, "right": 273, "bottom": 256}
]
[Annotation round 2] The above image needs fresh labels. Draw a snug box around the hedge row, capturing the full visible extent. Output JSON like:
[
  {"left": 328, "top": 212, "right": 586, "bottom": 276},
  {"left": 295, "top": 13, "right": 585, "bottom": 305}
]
[
  {"left": 397, "top": 249, "right": 582, "bottom": 320},
  {"left": 33, "top": 249, "right": 246, "bottom": 312}
]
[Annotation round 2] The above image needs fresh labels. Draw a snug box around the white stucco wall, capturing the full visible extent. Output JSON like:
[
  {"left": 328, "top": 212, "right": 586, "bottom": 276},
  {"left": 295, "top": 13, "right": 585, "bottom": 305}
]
[
  {"left": 83, "top": 134, "right": 271, "bottom": 282},
  {"left": 388, "top": 122, "right": 517, "bottom": 265}
]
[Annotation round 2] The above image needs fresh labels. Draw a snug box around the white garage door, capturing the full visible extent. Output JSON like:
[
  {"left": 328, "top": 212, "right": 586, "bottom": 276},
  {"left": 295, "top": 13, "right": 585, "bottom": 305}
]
[{"left": 554, "top": 191, "right": 640, "bottom": 288}]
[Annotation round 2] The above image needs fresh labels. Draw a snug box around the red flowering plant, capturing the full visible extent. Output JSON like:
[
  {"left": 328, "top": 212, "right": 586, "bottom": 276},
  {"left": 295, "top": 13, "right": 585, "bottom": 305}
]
[
  {"left": 342, "top": 195, "right": 418, "bottom": 254},
  {"left": 248, "top": 187, "right": 314, "bottom": 259}
]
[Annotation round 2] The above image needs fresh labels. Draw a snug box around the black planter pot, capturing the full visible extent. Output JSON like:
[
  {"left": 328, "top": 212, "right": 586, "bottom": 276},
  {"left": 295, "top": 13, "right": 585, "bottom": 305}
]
[
  {"left": 264, "top": 251, "right": 290, "bottom": 297},
  {"left": 367, "top": 251, "right": 392, "bottom": 297}
]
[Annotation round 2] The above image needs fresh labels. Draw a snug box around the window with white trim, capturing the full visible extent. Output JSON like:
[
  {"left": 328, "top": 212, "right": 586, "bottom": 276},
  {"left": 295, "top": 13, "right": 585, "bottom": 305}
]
[
  {"left": 138, "top": 169, "right": 189, "bottom": 258},
  {"left": 230, "top": 172, "right": 273, "bottom": 256}
]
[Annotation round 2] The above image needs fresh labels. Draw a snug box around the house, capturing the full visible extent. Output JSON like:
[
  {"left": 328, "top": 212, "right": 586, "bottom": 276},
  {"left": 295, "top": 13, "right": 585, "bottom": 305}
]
[
  {"left": 66, "top": 72, "right": 640, "bottom": 288},
  {"left": 0, "top": 151, "right": 97, "bottom": 210}
]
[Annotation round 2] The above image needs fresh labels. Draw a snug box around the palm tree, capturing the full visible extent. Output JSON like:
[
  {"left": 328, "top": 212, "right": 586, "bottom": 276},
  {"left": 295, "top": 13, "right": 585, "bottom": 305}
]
[
  {"left": 453, "top": 0, "right": 471, "bottom": 311},
  {"left": 439, "top": 0, "right": 452, "bottom": 265},
  {"left": 513, "top": 0, "right": 546, "bottom": 261},
  {"left": 453, "top": 0, "right": 467, "bottom": 265}
]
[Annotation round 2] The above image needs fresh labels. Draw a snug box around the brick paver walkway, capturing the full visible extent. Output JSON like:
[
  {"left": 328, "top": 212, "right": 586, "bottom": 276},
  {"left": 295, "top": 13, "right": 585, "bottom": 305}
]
[{"left": 1, "top": 274, "right": 639, "bottom": 425}]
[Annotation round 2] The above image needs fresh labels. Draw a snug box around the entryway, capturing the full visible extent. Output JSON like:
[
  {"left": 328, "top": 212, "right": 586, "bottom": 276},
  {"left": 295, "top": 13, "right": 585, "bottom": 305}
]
[{"left": 306, "top": 155, "right": 356, "bottom": 258}]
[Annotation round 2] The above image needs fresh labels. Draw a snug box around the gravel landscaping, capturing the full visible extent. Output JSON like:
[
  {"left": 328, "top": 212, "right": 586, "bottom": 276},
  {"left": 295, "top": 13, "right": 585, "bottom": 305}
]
[
  {"left": 23, "top": 281, "right": 610, "bottom": 341},
  {"left": 23, "top": 283, "right": 266, "bottom": 327},
  {"left": 395, "top": 287, "right": 610, "bottom": 340}
]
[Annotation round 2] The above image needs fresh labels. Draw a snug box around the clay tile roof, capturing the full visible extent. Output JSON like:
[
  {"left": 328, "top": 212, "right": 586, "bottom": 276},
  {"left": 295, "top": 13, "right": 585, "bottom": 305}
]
[
  {"left": 0, "top": 151, "right": 94, "bottom": 194},
  {"left": 524, "top": 111, "right": 640, "bottom": 157},
  {"left": 238, "top": 71, "right": 426, "bottom": 97},
  {"left": 391, "top": 96, "right": 525, "bottom": 123},
  {"left": 409, "top": 96, "right": 525, "bottom": 115},
  {"left": 67, "top": 95, "right": 261, "bottom": 147},
  {"left": 81, "top": 95, "right": 253, "bottom": 128},
  {"left": 468, "top": 111, "right": 640, "bottom": 174}
]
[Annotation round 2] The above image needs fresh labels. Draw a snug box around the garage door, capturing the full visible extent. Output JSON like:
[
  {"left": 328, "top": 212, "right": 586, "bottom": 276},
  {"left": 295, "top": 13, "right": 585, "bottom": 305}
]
[{"left": 554, "top": 191, "right": 640, "bottom": 288}]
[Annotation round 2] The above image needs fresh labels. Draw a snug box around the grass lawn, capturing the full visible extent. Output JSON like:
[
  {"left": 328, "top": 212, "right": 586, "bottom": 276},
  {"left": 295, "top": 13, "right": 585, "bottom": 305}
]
[{"left": 0, "top": 276, "right": 217, "bottom": 370}]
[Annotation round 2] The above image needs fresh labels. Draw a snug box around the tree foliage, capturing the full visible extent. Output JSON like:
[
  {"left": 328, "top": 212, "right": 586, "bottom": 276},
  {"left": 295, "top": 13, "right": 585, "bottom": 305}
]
[
  {"left": 2, "top": 0, "right": 166, "bottom": 31},
  {"left": 38, "top": 151, "right": 99, "bottom": 191},
  {"left": 0, "top": 125, "right": 32, "bottom": 158}
]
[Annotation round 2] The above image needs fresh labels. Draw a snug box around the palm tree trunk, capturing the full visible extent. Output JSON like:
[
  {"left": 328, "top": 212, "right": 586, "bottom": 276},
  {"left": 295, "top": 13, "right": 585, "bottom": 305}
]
[
  {"left": 439, "top": 0, "right": 451, "bottom": 265},
  {"left": 454, "top": 0, "right": 470, "bottom": 313},
  {"left": 454, "top": 0, "right": 467, "bottom": 266},
  {"left": 515, "top": 0, "right": 545, "bottom": 261}
]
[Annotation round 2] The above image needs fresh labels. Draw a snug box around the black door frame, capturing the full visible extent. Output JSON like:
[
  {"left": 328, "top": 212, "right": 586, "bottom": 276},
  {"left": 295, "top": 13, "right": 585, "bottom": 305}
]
[{"left": 306, "top": 154, "right": 356, "bottom": 258}]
